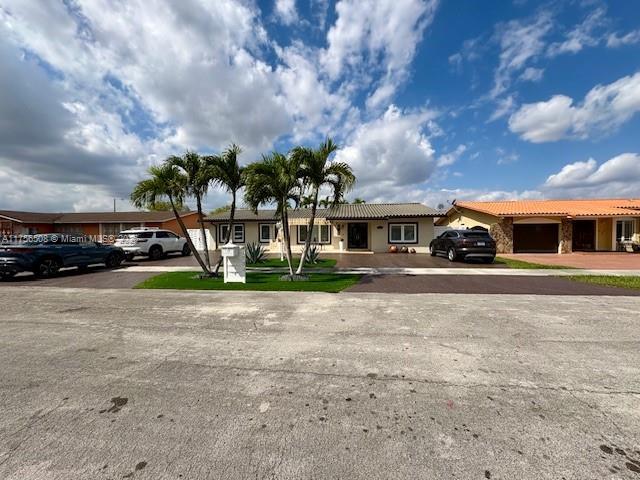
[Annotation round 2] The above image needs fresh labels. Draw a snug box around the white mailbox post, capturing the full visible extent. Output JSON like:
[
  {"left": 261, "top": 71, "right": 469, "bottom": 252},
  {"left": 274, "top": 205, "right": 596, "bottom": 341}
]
[{"left": 220, "top": 242, "right": 246, "bottom": 283}]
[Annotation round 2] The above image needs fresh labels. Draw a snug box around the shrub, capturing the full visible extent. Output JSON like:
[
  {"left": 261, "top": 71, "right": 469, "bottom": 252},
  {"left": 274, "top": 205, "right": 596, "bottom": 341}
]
[
  {"left": 245, "top": 242, "right": 267, "bottom": 264},
  {"left": 305, "top": 245, "right": 320, "bottom": 264}
]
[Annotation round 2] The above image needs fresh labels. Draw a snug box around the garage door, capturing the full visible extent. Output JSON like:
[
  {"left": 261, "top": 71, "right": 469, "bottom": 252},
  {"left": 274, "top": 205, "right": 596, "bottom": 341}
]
[{"left": 513, "top": 224, "right": 559, "bottom": 253}]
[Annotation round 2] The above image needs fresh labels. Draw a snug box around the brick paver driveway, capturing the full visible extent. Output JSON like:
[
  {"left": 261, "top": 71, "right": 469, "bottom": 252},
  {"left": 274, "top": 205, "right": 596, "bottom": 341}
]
[
  {"left": 324, "top": 252, "right": 501, "bottom": 268},
  {"left": 500, "top": 252, "right": 640, "bottom": 269}
]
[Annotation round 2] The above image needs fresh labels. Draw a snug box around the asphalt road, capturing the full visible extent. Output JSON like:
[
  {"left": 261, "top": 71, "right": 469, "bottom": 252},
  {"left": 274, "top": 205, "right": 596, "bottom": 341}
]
[
  {"left": 1, "top": 288, "right": 639, "bottom": 479},
  {"left": 347, "top": 274, "right": 640, "bottom": 295}
]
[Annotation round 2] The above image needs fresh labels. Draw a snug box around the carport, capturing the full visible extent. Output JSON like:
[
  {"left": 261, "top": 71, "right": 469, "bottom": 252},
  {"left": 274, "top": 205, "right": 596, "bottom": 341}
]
[{"left": 513, "top": 223, "right": 559, "bottom": 253}]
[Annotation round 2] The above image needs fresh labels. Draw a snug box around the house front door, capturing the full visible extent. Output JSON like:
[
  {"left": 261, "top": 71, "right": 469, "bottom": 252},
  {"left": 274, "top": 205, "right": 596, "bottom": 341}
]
[
  {"left": 572, "top": 220, "right": 596, "bottom": 251},
  {"left": 347, "top": 223, "right": 368, "bottom": 249}
]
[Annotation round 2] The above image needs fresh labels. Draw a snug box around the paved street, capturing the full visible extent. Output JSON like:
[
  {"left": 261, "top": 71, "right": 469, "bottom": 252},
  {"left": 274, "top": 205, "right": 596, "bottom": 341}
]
[
  {"left": 1, "top": 288, "right": 639, "bottom": 479},
  {"left": 347, "top": 274, "right": 640, "bottom": 295}
]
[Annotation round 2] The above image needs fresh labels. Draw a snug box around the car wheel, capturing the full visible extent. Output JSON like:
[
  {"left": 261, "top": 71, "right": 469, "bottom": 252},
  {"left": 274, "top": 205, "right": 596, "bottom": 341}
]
[
  {"left": 447, "top": 248, "right": 457, "bottom": 262},
  {"left": 181, "top": 244, "right": 191, "bottom": 256},
  {"left": 125, "top": 253, "right": 135, "bottom": 262},
  {"left": 106, "top": 253, "right": 123, "bottom": 268},
  {"left": 35, "top": 257, "right": 61, "bottom": 277},
  {"left": 483, "top": 257, "right": 495, "bottom": 264},
  {"left": 149, "top": 245, "right": 163, "bottom": 261},
  {"left": 429, "top": 245, "right": 436, "bottom": 256}
]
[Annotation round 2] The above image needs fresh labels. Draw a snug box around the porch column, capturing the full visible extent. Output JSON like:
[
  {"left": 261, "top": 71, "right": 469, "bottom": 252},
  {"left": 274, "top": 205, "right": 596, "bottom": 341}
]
[
  {"left": 489, "top": 217, "right": 513, "bottom": 254},
  {"left": 559, "top": 218, "right": 573, "bottom": 254}
]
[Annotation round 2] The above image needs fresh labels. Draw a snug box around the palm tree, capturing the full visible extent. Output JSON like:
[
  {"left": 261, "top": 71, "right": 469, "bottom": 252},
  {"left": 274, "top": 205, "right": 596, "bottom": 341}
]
[
  {"left": 206, "top": 144, "right": 246, "bottom": 276},
  {"left": 292, "top": 138, "right": 355, "bottom": 275},
  {"left": 352, "top": 197, "right": 366, "bottom": 204},
  {"left": 130, "top": 163, "right": 210, "bottom": 274},
  {"left": 318, "top": 196, "right": 332, "bottom": 208},
  {"left": 167, "top": 151, "right": 213, "bottom": 270},
  {"left": 244, "top": 152, "right": 301, "bottom": 277}
]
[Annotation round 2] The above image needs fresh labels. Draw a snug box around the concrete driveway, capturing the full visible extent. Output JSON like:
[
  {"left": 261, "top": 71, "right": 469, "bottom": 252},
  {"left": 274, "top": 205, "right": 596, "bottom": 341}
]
[{"left": 1, "top": 288, "right": 639, "bottom": 479}]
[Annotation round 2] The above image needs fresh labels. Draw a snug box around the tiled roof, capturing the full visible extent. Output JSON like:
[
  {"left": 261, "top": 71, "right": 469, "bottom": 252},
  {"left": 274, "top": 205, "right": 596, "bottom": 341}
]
[
  {"left": 454, "top": 199, "right": 640, "bottom": 217},
  {"left": 54, "top": 211, "right": 196, "bottom": 223},
  {"left": 0, "top": 210, "right": 196, "bottom": 224},
  {"left": 205, "top": 203, "right": 440, "bottom": 221},
  {"left": 0, "top": 210, "right": 62, "bottom": 223},
  {"left": 207, "top": 209, "right": 280, "bottom": 221}
]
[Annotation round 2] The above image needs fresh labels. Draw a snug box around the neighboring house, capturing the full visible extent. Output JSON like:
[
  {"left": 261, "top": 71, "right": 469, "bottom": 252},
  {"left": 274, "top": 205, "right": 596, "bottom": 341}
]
[
  {"left": 205, "top": 203, "right": 441, "bottom": 253},
  {"left": 0, "top": 210, "right": 199, "bottom": 239},
  {"left": 436, "top": 199, "right": 640, "bottom": 254}
]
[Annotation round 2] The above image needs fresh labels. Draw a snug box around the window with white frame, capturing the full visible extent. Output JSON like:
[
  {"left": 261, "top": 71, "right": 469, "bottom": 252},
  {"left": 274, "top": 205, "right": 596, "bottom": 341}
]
[
  {"left": 297, "top": 224, "right": 331, "bottom": 244},
  {"left": 219, "top": 224, "right": 244, "bottom": 243},
  {"left": 259, "top": 223, "right": 272, "bottom": 243},
  {"left": 389, "top": 223, "right": 418, "bottom": 243},
  {"left": 616, "top": 220, "right": 635, "bottom": 241}
]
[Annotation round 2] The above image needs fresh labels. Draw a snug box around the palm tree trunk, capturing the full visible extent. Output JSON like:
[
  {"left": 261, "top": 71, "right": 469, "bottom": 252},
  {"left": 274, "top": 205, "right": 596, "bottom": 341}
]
[
  {"left": 296, "top": 188, "right": 318, "bottom": 275},
  {"left": 169, "top": 196, "right": 211, "bottom": 275},
  {"left": 281, "top": 205, "right": 294, "bottom": 276},
  {"left": 213, "top": 191, "right": 236, "bottom": 276},
  {"left": 195, "top": 194, "right": 211, "bottom": 270}
]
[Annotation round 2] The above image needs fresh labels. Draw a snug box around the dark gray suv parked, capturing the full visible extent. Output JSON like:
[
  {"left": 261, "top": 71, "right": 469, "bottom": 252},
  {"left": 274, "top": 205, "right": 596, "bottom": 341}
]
[{"left": 429, "top": 229, "right": 497, "bottom": 263}]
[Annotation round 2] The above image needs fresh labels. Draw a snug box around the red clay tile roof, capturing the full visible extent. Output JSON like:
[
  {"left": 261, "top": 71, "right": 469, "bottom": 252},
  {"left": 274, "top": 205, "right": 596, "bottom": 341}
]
[{"left": 454, "top": 199, "right": 640, "bottom": 217}]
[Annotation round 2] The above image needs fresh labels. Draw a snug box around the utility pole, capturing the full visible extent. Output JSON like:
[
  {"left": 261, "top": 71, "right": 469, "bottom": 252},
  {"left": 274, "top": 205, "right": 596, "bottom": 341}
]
[{"left": 113, "top": 198, "right": 116, "bottom": 212}]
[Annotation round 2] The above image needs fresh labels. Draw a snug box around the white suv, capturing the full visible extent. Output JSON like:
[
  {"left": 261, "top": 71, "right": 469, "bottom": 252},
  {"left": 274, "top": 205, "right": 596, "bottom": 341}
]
[{"left": 115, "top": 228, "right": 190, "bottom": 261}]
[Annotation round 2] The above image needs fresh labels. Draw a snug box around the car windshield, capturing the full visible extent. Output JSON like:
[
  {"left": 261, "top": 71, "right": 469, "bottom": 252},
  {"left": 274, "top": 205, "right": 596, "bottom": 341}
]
[{"left": 462, "top": 231, "right": 490, "bottom": 238}]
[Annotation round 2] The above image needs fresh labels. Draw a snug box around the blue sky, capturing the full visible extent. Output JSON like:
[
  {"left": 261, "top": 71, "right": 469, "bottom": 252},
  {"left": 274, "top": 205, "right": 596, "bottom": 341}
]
[{"left": 0, "top": 0, "right": 638, "bottom": 212}]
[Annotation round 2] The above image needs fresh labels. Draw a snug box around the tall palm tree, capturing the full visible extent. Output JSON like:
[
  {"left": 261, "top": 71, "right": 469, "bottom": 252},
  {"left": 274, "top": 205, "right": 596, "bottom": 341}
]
[
  {"left": 244, "top": 152, "right": 301, "bottom": 277},
  {"left": 130, "top": 163, "right": 210, "bottom": 274},
  {"left": 292, "top": 138, "right": 355, "bottom": 275},
  {"left": 167, "top": 151, "right": 213, "bottom": 270},
  {"left": 206, "top": 144, "right": 246, "bottom": 276}
]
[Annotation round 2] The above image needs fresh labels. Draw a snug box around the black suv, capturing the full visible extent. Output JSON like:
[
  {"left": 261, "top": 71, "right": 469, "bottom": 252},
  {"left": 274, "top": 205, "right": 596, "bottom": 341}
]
[{"left": 429, "top": 229, "right": 496, "bottom": 263}]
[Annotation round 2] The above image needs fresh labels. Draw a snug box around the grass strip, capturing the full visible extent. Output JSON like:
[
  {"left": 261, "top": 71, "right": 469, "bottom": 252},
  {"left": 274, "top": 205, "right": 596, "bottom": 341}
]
[{"left": 135, "top": 271, "right": 361, "bottom": 293}]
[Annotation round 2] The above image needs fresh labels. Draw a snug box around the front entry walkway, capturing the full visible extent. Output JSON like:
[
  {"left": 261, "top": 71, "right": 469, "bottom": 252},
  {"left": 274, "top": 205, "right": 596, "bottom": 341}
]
[{"left": 501, "top": 252, "right": 640, "bottom": 270}]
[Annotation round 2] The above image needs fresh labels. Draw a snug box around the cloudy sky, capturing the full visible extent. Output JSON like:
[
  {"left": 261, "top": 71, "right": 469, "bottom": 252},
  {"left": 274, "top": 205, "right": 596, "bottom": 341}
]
[{"left": 0, "top": 0, "right": 639, "bottom": 212}]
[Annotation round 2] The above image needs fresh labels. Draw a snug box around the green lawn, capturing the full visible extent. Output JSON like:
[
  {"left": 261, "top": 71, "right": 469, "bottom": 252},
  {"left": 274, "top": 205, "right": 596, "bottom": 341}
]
[
  {"left": 135, "top": 271, "right": 361, "bottom": 293},
  {"left": 247, "top": 257, "right": 336, "bottom": 269},
  {"left": 564, "top": 275, "right": 640, "bottom": 290},
  {"left": 494, "top": 256, "right": 576, "bottom": 270}
]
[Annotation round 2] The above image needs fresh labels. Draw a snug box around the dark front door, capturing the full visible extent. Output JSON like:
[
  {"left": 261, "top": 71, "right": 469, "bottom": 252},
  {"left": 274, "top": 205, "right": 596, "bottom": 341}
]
[
  {"left": 572, "top": 220, "right": 596, "bottom": 251},
  {"left": 348, "top": 223, "right": 368, "bottom": 249}
]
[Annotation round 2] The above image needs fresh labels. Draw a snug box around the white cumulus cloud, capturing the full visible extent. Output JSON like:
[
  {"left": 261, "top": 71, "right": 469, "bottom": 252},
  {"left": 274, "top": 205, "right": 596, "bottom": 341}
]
[
  {"left": 334, "top": 105, "right": 438, "bottom": 190},
  {"left": 509, "top": 72, "right": 640, "bottom": 142},
  {"left": 543, "top": 153, "right": 640, "bottom": 197},
  {"left": 274, "top": 0, "right": 298, "bottom": 25}
]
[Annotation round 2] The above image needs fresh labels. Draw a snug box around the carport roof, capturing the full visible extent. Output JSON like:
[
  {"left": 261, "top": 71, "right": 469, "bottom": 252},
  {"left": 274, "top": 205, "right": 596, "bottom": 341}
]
[
  {"left": 452, "top": 199, "right": 640, "bottom": 217},
  {"left": 205, "top": 203, "right": 441, "bottom": 222}
]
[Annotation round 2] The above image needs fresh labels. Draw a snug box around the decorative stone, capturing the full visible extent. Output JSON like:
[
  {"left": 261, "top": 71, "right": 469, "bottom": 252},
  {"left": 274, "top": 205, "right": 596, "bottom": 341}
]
[
  {"left": 400, "top": 246, "right": 409, "bottom": 253},
  {"left": 409, "top": 248, "right": 416, "bottom": 254},
  {"left": 388, "top": 245, "right": 398, "bottom": 253},
  {"left": 489, "top": 218, "right": 513, "bottom": 254},
  {"left": 559, "top": 219, "right": 573, "bottom": 254}
]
